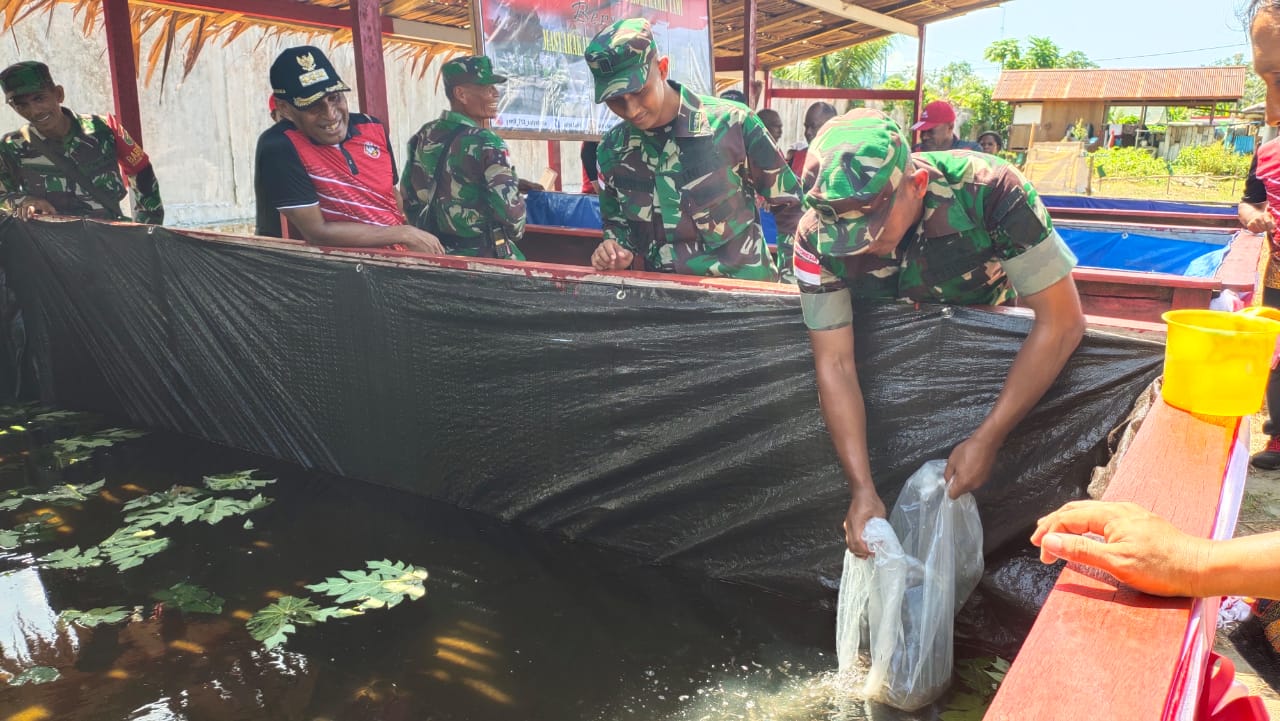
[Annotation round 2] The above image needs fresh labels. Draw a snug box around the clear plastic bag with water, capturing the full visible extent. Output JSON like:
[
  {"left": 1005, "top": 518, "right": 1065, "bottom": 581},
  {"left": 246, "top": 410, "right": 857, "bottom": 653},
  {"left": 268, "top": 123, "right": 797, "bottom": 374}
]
[{"left": 834, "top": 460, "right": 985, "bottom": 711}]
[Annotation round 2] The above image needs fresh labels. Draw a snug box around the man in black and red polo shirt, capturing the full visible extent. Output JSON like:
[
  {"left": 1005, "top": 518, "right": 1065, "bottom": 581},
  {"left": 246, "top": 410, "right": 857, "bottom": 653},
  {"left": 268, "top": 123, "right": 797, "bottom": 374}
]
[{"left": 254, "top": 46, "right": 442, "bottom": 254}]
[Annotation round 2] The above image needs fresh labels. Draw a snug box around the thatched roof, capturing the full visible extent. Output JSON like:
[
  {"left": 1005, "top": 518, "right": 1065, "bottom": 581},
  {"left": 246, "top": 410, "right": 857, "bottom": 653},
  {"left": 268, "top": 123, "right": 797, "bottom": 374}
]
[{"left": 1, "top": 0, "right": 1008, "bottom": 83}]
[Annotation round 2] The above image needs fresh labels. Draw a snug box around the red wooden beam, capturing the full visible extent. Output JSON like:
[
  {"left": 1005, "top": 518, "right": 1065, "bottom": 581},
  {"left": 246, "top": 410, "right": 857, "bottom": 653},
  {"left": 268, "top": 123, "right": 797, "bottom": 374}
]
[
  {"left": 546, "top": 141, "right": 562, "bottom": 192},
  {"left": 985, "top": 400, "right": 1246, "bottom": 720},
  {"left": 714, "top": 56, "right": 744, "bottom": 73},
  {"left": 913, "top": 24, "right": 926, "bottom": 126},
  {"left": 100, "top": 0, "right": 144, "bottom": 144},
  {"left": 349, "top": 0, "right": 389, "bottom": 127},
  {"left": 769, "top": 88, "right": 918, "bottom": 101}
]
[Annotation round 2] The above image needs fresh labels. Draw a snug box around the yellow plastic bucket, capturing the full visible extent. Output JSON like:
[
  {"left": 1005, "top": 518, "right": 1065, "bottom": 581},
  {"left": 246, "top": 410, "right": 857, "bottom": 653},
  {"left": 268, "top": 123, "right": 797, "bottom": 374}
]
[{"left": 1161, "top": 308, "right": 1280, "bottom": 416}]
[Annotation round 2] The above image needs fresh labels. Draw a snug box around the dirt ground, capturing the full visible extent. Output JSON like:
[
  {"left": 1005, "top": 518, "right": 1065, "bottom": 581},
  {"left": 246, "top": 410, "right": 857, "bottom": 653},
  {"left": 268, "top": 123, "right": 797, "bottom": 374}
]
[{"left": 1213, "top": 407, "right": 1280, "bottom": 715}]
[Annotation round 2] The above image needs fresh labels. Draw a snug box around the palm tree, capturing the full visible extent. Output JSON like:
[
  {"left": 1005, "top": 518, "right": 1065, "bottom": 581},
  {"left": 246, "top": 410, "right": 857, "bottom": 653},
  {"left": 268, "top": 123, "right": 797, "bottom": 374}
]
[{"left": 773, "top": 38, "right": 894, "bottom": 88}]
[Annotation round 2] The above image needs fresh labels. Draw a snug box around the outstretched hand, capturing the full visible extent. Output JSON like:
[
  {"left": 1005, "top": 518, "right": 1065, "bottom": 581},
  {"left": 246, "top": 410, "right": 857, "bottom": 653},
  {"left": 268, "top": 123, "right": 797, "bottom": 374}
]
[{"left": 1031, "top": 500, "right": 1209, "bottom": 597}]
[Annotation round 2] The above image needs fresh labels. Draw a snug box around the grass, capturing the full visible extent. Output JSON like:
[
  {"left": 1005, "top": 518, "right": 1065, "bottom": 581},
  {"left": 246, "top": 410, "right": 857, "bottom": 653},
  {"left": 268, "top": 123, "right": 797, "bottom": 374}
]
[{"left": 1079, "top": 175, "right": 1245, "bottom": 204}]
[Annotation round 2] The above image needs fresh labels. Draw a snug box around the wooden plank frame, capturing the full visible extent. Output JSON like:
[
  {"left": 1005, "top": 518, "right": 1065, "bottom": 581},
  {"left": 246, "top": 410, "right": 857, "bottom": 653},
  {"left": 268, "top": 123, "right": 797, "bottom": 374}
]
[{"left": 986, "top": 400, "right": 1249, "bottom": 720}]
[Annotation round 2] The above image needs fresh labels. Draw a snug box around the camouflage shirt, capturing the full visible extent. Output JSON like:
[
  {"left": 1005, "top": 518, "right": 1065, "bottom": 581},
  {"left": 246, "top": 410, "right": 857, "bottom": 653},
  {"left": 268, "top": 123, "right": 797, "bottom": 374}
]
[
  {"left": 796, "top": 151, "right": 1077, "bottom": 330},
  {"left": 0, "top": 108, "right": 163, "bottom": 224},
  {"left": 597, "top": 82, "right": 803, "bottom": 282},
  {"left": 402, "top": 111, "right": 525, "bottom": 260}
]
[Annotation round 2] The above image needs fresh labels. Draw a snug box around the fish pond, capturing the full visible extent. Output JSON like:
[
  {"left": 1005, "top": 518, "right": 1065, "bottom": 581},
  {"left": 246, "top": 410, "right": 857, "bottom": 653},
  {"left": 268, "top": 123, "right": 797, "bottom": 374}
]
[{"left": 0, "top": 404, "right": 1012, "bottom": 721}]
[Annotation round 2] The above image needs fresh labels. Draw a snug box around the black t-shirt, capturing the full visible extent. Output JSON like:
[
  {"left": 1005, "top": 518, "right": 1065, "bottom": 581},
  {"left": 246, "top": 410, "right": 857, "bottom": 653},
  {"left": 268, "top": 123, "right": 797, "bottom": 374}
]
[{"left": 1244, "top": 154, "right": 1265, "bottom": 204}]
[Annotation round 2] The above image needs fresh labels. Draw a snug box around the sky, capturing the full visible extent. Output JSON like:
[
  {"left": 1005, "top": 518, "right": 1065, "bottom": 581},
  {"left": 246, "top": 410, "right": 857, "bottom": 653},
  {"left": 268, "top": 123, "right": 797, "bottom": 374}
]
[{"left": 882, "top": 0, "right": 1254, "bottom": 81}]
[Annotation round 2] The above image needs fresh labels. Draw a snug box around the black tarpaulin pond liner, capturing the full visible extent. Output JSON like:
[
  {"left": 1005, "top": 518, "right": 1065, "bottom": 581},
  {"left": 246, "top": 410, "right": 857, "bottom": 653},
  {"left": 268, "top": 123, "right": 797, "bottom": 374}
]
[{"left": 0, "top": 217, "right": 1164, "bottom": 602}]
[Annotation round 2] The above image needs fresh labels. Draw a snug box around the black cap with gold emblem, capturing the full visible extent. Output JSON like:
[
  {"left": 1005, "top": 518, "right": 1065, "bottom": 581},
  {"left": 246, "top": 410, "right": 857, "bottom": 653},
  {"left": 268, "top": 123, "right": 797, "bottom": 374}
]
[{"left": 270, "top": 46, "right": 351, "bottom": 109}]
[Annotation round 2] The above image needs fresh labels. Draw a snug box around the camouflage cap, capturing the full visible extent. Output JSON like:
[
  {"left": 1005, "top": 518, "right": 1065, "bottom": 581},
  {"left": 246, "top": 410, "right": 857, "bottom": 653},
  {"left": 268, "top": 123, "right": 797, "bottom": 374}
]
[
  {"left": 442, "top": 55, "right": 507, "bottom": 91},
  {"left": 1, "top": 61, "right": 55, "bottom": 100},
  {"left": 801, "top": 109, "right": 911, "bottom": 256},
  {"left": 270, "top": 46, "right": 350, "bottom": 109},
  {"left": 584, "top": 18, "right": 656, "bottom": 103}
]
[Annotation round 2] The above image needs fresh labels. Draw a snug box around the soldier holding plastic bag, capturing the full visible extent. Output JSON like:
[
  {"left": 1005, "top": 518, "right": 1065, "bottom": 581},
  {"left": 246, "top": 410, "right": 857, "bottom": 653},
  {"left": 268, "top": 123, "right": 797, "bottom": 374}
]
[{"left": 793, "top": 109, "right": 1086, "bottom": 557}]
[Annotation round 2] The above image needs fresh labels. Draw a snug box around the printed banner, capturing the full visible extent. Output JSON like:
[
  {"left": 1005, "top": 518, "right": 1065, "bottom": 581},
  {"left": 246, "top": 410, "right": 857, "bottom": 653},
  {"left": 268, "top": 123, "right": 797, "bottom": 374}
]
[{"left": 475, "top": 0, "right": 714, "bottom": 137}]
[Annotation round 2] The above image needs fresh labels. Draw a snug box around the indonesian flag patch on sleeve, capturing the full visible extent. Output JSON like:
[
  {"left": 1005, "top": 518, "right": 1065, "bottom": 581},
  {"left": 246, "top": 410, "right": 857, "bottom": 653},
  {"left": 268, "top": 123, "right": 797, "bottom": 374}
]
[{"left": 793, "top": 238, "right": 823, "bottom": 287}]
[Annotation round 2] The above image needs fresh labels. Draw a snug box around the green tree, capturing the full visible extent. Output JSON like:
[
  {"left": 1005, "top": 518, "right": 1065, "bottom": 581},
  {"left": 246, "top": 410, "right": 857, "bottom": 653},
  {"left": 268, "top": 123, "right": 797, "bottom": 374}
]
[
  {"left": 982, "top": 37, "right": 1096, "bottom": 69},
  {"left": 923, "top": 62, "right": 1012, "bottom": 139},
  {"left": 773, "top": 38, "right": 893, "bottom": 88}
]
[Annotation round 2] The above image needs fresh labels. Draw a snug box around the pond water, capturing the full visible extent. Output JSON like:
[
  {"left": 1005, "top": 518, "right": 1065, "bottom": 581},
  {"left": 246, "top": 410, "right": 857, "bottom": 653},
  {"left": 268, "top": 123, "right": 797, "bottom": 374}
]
[{"left": 0, "top": 405, "right": 1008, "bottom": 721}]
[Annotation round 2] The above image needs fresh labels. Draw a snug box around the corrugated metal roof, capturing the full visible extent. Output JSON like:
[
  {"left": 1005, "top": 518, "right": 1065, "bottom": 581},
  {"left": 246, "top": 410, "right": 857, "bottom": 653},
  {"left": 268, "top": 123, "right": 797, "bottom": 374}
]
[{"left": 992, "top": 67, "right": 1247, "bottom": 103}]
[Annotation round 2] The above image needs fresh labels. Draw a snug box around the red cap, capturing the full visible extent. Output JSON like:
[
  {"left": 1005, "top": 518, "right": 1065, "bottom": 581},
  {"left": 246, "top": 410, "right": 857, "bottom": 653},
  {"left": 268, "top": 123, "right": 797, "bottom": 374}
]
[{"left": 911, "top": 100, "right": 956, "bottom": 131}]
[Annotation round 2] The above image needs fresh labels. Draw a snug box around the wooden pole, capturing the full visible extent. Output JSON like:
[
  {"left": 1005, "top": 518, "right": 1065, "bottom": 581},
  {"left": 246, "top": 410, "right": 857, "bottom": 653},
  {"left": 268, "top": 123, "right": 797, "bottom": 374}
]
[
  {"left": 743, "top": 0, "right": 758, "bottom": 108},
  {"left": 350, "top": 0, "right": 390, "bottom": 129},
  {"left": 100, "top": 0, "right": 144, "bottom": 144},
  {"left": 913, "top": 24, "right": 926, "bottom": 126},
  {"left": 546, "top": 140, "right": 562, "bottom": 192}
]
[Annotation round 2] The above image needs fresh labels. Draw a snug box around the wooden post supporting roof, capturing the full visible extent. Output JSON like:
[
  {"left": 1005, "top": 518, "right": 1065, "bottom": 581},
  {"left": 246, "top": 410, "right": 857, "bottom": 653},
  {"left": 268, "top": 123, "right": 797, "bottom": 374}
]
[
  {"left": 914, "top": 24, "right": 926, "bottom": 127},
  {"left": 101, "top": 0, "right": 144, "bottom": 144},
  {"left": 350, "top": 0, "right": 390, "bottom": 129},
  {"left": 743, "top": 0, "right": 758, "bottom": 107}
]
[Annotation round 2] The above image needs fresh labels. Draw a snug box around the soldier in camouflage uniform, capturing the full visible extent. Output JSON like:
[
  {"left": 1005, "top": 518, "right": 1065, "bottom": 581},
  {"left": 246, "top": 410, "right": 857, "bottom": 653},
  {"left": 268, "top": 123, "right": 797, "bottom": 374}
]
[
  {"left": 0, "top": 61, "right": 163, "bottom": 224},
  {"left": 584, "top": 18, "right": 802, "bottom": 282},
  {"left": 793, "top": 109, "right": 1085, "bottom": 558},
  {"left": 402, "top": 55, "right": 537, "bottom": 260}
]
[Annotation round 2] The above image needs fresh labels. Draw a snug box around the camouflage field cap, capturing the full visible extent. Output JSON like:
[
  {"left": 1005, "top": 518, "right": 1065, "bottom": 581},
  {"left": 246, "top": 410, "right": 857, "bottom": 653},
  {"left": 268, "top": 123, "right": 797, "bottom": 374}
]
[
  {"left": 270, "top": 46, "right": 351, "bottom": 109},
  {"left": 1, "top": 61, "right": 55, "bottom": 100},
  {"left": 584, "top": 18, "right": 657, "bottom": 103},
  {"left": 442, "top": 55, "right": 507, "bottom": 91},
  {"left": 801, "top": 109, "right": 911, "bottom": 256}
]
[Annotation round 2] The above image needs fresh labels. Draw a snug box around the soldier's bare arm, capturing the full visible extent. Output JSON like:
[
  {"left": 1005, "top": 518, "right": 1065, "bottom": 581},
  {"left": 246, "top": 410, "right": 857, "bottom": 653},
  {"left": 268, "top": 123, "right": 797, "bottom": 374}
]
[
  {"left": 945, "top": 276, "right": 1084, "bottom": 498},
  {"left": 809, "top": 323, "right": 885, "bottom": 557},
  {"left": 280, "top": 205, "right": 445, "bottom": 255}
]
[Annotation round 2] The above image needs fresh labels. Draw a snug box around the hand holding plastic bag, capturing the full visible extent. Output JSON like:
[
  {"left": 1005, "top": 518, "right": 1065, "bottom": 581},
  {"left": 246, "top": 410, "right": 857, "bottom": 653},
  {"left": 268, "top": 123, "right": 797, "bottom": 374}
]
[{"left": 835, "top": 460, "right": 985, "bottom": 710}]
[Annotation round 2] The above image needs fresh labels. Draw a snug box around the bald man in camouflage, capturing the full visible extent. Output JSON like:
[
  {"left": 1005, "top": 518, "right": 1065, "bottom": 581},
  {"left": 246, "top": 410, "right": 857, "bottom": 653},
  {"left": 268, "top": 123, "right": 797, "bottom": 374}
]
[
  {"left": 402, "top": 55, "right": 538, "bottom": 260},
  {"left": 794, "top": 110, "right": 1086, "bottom": 558},
  {"left": 584, "top": 18, "right": 802, "bottom": 282}
]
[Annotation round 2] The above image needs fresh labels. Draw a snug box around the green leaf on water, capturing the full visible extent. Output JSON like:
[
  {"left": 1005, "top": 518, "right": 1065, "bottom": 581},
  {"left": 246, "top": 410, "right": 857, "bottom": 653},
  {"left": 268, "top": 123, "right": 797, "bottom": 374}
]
[
  {"left": 41, "top": 545, "right": 103, "bottom": 569},
  {"left": 124, "top": 488, "right": 270, "bottom": 529},
  {"left": 31, "top": 409, "right": 91, "bottom": 424},
  {"left": 203, "top": 470, "right": 276, "bottom": 491},
  {"left": 243, "top": 519, "right": 254, "bottom": 530},
  {"left": 152, "top": 583, "right": 224, "bottom": 614},
  {"left": 59, "top": 606, "right": 131, "bottom": 628},
  {"left": 4, "top": 480, "right": 106, "bottom": 509},
  {"left": 54, "top": 428, "right": 145, "bottom": 453},
  {"left": 8, "top": 666, "right": 60, "bottom": 685},
  {"left": 0, "top": 511, "right": 60, "bottom": 549},
  {"left": 305, "top": 559, "right": 428, "bottom": 612},
  {"left": 98, "top": 527, "right": 171, "bottom": 571},
  {"left": 246, "top": 596, "right": 324, "bottom": 649}
]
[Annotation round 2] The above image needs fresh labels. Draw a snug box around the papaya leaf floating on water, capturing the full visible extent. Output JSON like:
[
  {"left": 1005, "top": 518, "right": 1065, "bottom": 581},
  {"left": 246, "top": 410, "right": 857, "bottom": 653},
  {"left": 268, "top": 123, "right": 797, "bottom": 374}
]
[
  {"left": 152, "top": 582, "right": 224, "bottom": 614},
  {"left": 305, "top": 559, "right": 429, "bottom": 612},
  {"left": 202, "top": 470, "right": 277, "bottom": 492},
  {"left": 246, "top": 596, "right": 326, "bottom": 650},
  {"left": 54, "top": 429, "right": 146, "bottom": 453},
  {"left": 41, "top": 545, "right": 104, "bottom": 570},
  {"left": 6, "top": 665, "right": 60, "bottom": 686},
  {"left": 124, "top": 488, "right": 271, "bottom": 529},
  {"left": 31, "top": 409, "right": 93, "bottom": 424},
  {"left": 941, "top": 656, "right": 1011, "bottom": 721},
  {"left": 0, "top": 511, "right": 61, "bottom": 549},
  {"left": 97, "top": 528, "right": 172, "bottom": 572},
  {"left": 0, "top": 480, "right": 105, "bottom": 512},
  {"left": 59, "top": 606, "right": 131, "bottom": 628}
]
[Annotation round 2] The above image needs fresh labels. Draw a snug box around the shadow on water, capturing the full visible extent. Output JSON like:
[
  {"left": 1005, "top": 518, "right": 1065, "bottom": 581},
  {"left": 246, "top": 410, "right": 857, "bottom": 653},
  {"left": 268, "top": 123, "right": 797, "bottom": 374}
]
[{"left": 0, "top": 408, "right": 1010, "bottom": 721}]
